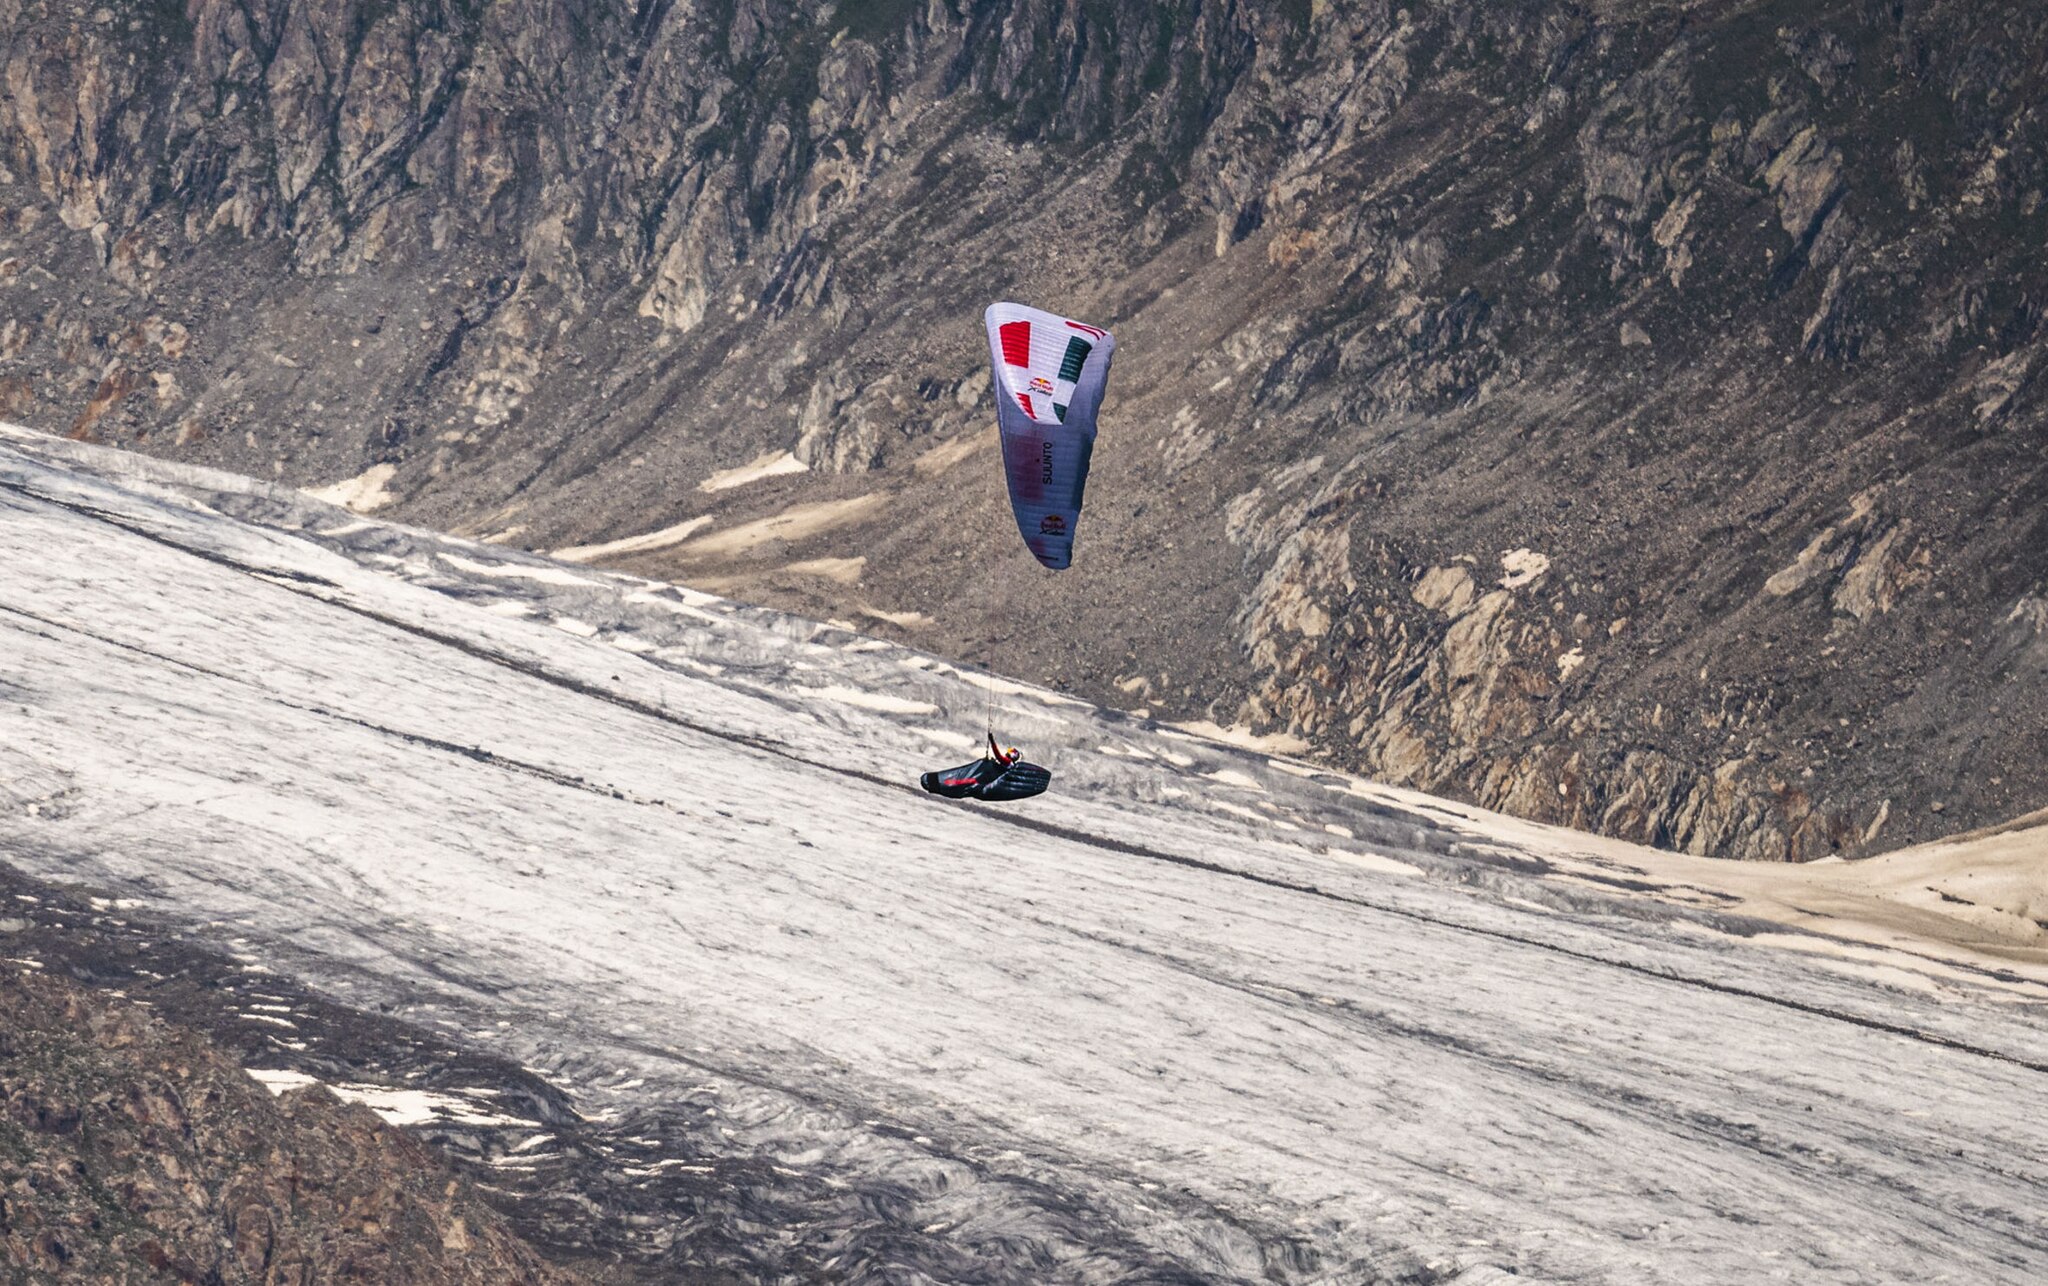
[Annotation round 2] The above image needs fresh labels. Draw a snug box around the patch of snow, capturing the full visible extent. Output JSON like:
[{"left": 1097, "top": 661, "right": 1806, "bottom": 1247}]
[
  {"left": 438, "top": 552, "right": 603, "bottom": 588},
  {"left": 1267, "top": 759, "right": 1332, "bottom": 781},
  {"left": 698, "top": 450, "right": 809, "bottom": 493},
  {"left": 970, "top": 673, "right": 1092, "bottom": 708},
  {"left": 249, "top": 1069, "right": 532, "bottom": 1127},
  {"left": 1170, "top": 719, "right": 1312, "bottom": 755},
  {"left": 626, "top": 1160, "right": 714, "bottom": 1175},
  {"left": 794, "top": 685, "right": 939, "bottom": 716},
  {"left": 1096, "top": 744, "right": 1154, "bottom": 760},
  {"left": 669, "top": 494, "right": 886, "bottom": 559},
  {"left": 340, "top": 1085, "right": 533, "bottom": 1128},
  {"left": 248, "top": 1068, "right": 319, "bottom": 1094},
  {"left": 1205, "top": 768, "right": 1266, "bottom": 791},
  {"left": 555, "top": 516, "right": 715, "bottom": 563},
  {"left": 911, "top": 435, "right": 981, "bottom": 477},
  {"left": 782, "top": 556, "right": 866, "bottom": 583},
  {"left": 1327, "top": 849, "right": 1425, "bottom": 878},
  {"left": 304, "top": 463, "right": 398, "bottom": 513},
  {"left": 1209, "top": 799, "right": 1283, "bottom": 827},
  {"left": 1498, "top": 548, "right": 1550, "bottom": 589},
  {"left": 622, "top": 590, "right": 726, "bottom": 625},
  {"left": 858, "top": 606, "right": 928, "bottom": 628}
]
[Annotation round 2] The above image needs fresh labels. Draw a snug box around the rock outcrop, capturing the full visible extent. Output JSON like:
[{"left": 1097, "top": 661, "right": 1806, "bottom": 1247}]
[
  {"left": 0, "top": 965, "right": 580, "bottom": 1284},
  {"left": 0, "top": 0, "right": 2041, "bottom": 859}
]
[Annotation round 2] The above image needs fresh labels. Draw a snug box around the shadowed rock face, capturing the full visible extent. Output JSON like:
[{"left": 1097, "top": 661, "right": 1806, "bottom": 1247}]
[
  {"left": 0, "top": 0, "right": 2041, "bottom": 859},
  {"left": 0, "top": 965, "right": 584, "bottom": 1284}
]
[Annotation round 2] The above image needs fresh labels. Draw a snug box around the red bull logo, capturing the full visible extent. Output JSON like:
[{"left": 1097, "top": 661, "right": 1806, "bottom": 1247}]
[
  {"left": 1028, "top": 375, "right": 1054, "bottom": 395},
  {"left": 1038, "top": 513, "right": 1066, "bottom": 535}
]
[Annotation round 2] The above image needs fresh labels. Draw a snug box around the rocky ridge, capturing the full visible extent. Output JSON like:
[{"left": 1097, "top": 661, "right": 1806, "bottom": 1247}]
[
  {"left": 0, "top": 0, "right": 2042, "bottom": 859},
  {"left": 0, "top": 961, "right": 583, "bottom": 1284}
]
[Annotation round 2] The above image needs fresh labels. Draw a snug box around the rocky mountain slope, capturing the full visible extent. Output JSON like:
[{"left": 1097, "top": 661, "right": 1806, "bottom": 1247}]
[
  {"left": 0, "top": 960, "right": 583, "bottom": 1284},
  {"left": 0, "top": 0, "right": 2041, "bottom": 859}
]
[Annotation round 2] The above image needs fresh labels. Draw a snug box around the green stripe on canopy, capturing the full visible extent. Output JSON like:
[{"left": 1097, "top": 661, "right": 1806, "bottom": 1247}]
[{"left": 1057, "top": 336, "right": 1092, "bottom": 383}]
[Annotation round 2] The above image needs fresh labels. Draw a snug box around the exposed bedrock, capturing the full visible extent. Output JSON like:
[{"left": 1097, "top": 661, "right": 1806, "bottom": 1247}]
[{"left": 0, "top": 963, "right": 581, "bottom": 1284}]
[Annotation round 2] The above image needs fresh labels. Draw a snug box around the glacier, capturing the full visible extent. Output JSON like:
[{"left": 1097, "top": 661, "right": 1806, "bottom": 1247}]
[{"left": 2, "top": 424, "right": 2045, "bottom": 1283}]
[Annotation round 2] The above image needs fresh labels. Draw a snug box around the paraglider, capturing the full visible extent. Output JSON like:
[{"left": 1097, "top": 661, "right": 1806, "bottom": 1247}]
[
  {"left": 983, "top": 302, "right": 1116, "bottom": 570},
  {"left": 916, "top": 302, "right": 1117, "bottom": 804},
  {"left": 920, "top": 733, "right": 1053, "bottom": 802}
]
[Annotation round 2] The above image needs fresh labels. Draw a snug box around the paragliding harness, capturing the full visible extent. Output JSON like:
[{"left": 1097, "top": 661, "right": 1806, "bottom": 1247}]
[{"left": 920, "top": 731, "right": 1051, "bottom": 802}]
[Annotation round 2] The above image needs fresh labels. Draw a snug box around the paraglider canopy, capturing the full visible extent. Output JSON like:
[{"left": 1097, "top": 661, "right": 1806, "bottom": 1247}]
[{"left": 983, "top": 302, "right": 1116, "bottom": 569}]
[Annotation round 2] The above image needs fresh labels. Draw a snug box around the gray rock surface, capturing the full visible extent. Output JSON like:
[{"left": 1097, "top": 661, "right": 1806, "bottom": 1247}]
[
  {"left": 0, "top": 0, "right": 2042, "bottom": 859},
  {"left": 0, "top": 962, "right": 584, "bottom": 1284}
]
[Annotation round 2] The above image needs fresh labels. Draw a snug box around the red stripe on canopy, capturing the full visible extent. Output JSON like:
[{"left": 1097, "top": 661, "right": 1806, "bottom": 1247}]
[
  {"left": 999, "top": 320, "right": 1032, "bottom": 367},
  {"left": 1017, "top": 392, "right": 1035, "bottom": 418}
]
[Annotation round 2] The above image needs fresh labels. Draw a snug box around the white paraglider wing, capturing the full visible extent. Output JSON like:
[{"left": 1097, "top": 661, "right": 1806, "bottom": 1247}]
[{"left": 984, "top": 302, "right": 1115, "bottom": 570}]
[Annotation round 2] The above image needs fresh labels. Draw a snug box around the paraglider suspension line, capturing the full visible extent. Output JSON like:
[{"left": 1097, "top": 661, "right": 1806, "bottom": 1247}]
[{"left": 983, "top": 656, "right": 995, "bottom": 743}]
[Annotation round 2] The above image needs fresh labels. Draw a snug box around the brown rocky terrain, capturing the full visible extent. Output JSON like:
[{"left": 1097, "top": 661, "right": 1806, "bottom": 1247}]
[
  {"left": 0, "top": 963, "right": 583, "bottom": 1284},
  {"left": 0, "top": 0, "right": 2042, "bottom": 860}
]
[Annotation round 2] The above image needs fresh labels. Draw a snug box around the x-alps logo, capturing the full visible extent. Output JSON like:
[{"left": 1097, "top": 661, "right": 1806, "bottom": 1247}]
[
  {"left": 1038, "top": 514, "right": 1066, "bottom": 535},
  {"left": 1028, "top": 376, "right": 1054, "bottom": 396},
  {"left": 1040, "top": 440, "right": 1055, "bottom": 484}
]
